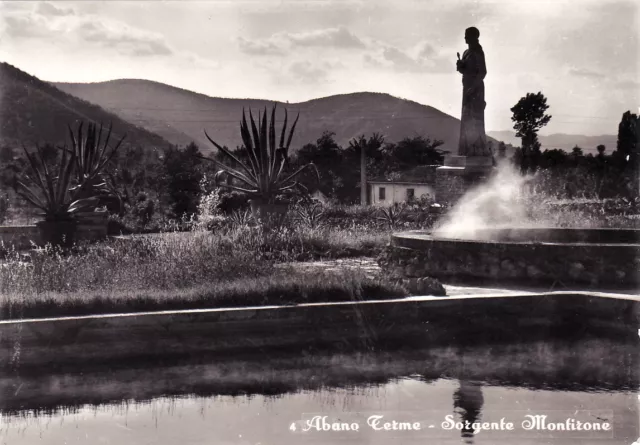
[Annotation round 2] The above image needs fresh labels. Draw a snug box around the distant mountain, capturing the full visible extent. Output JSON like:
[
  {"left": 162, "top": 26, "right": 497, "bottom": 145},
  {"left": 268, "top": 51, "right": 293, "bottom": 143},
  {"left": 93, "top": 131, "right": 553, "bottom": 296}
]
[
  {"left": 0, "top": 62, "right": 171, "bottom": 151},
  {"left": 54, "top": 79, "right": 503, "bottom": 155},
  {"left": 487, "top": 130, "right": 617, "bottom": 155}
]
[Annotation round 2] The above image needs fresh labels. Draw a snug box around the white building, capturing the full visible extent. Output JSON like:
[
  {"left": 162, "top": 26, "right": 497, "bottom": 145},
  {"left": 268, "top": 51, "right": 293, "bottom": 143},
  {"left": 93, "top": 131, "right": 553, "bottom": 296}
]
[
  {"left": 368, "top": 181, "right": 435, "bottom": 206},
  {"left": 366, "top": 165, "right": 438, "bottom": 206}
]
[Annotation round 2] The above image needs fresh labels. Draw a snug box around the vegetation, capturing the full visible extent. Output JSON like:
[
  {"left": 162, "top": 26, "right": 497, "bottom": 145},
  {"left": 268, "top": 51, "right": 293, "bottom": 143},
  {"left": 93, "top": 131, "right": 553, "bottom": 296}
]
[
  {"left": 162, "top": 142, "right": 204, "bottom": 219},
  {"left": 64, "top": 121, "right": 125, "bottom": 203},
  {"left": 292, "top": 132, "right": 445, "bottom": 203},
  {"left": 510, "top": 92, "right": 552, "bottom": 175},
  {"left": 14, "top": 141, "right": 99, "bottom": 222},
  {"left": 201, "top": 104, "right": 318, "bottom": 205},
  {"left": 0, "top": 227, "right": 405, "bottom": 319}
]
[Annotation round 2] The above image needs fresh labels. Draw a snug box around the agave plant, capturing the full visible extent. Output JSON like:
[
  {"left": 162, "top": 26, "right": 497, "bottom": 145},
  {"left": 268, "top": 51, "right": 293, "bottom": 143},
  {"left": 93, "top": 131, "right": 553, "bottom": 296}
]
[
  {"left": 63, "top": 122, "right": 126, "bottom": 202},
  {"left": 202, "top": 104, "right": 319, "bottom": 204},
  {"left": 229, "top": 208, "right": 252, "bottom": 229},
  {"left": 15, "top": 144, "right": 99, "bottom": 221},
  {"left": 293, "top": 201, "right": 326, "bottom": 229},
  {"left": 376, "top": 202, "right": 407, "bottom": 230}
]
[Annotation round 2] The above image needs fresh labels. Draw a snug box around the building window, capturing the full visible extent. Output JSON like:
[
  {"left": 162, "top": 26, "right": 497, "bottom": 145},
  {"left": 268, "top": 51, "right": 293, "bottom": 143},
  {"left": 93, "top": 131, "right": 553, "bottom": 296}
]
[
  {"left": 406, "top": 188, "right": 415, "bottom": 200},
  {"left": 379, "top": 187, "right": 386, "bottom": 200}
]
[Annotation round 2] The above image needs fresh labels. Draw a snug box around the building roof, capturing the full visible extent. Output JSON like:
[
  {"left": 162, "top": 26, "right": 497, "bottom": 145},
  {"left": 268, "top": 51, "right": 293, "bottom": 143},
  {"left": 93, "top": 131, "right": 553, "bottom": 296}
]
[
  {"left": 368, "top": 180, "right": 432, "bottom": 185},
  {"left": 369, "top": 165, "right": 439, "bottom": 184}
]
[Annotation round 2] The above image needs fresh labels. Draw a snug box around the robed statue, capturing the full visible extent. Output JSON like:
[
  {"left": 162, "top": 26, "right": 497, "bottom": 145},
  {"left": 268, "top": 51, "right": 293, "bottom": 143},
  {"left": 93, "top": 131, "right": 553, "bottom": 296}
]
[{"left": 456, "top": 27, "right": 490, "bottom": 157}]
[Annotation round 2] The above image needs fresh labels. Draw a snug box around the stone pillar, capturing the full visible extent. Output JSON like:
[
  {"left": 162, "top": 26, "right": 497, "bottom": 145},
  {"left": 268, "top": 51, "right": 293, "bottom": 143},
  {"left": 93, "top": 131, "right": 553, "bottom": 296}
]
[{"left": 435, "top": 155, "right": 493, "bottom": 205}]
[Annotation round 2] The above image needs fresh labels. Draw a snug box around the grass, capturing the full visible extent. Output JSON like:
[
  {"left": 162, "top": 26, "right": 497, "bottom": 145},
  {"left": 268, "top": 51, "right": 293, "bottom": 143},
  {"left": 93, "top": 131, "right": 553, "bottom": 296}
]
[
  {"left": 0, "top": 228, "right": 405, "bottom": 319},
  {"left": 0, "top": 269, "right": 406, "bottom": 319}
]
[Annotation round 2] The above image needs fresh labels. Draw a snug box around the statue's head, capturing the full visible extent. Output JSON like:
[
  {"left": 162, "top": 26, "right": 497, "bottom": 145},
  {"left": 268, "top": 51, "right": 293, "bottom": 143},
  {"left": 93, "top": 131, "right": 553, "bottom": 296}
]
[{"left": 465, "top": 27, "right": 480, "bottom": 44}]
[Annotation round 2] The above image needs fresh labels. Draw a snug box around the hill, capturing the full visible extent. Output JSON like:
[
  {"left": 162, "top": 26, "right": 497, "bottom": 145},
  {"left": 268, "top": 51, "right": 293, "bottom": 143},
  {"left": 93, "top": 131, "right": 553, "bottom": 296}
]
[
  {"left": 53, "top": 79, "right": 503, "bottom": 155},
  {"left": 0, "top": 63, "right": 171, "bottom": 151},
  {"left": 487, "top": 130, "right": 617, "bottom": 155}
]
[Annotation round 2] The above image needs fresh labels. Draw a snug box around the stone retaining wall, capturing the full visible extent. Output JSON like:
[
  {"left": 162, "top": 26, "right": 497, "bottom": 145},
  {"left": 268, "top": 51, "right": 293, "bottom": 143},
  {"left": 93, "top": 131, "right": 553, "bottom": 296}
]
[{"left": 380, "top": 232, "right": 640, "bottom": 287}]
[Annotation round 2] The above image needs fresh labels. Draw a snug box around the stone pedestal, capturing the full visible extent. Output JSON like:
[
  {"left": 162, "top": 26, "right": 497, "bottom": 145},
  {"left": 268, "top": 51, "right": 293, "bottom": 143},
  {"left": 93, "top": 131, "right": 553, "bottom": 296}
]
[{"left": 435, "top": 155, "right": 494, "bottom": 204}]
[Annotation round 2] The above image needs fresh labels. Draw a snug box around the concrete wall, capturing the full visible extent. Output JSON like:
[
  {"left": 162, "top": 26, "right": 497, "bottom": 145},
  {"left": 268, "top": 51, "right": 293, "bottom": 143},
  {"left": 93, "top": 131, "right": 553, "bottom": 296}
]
[{"left": 370, "top": 183, "right": 435, "bottom": 206}]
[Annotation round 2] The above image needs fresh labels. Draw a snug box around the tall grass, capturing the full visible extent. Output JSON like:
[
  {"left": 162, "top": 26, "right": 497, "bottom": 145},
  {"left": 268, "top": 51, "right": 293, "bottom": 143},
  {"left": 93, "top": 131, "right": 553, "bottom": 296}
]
[{"left": 0, "top": 227, "right": 405, "bottom": 318}]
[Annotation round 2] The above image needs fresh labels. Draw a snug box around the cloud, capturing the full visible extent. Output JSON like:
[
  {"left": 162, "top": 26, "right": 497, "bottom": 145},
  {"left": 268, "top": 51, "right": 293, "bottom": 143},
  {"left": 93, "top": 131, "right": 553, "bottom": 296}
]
[
  {"left": 1, "top": 5, "right": 174, "bottom": 58},
  {"left": 2, "top": 13, "right": 50, "bottom": 39},
  {"left": 568, "top": 68, "right": 606, "bottom": 79},
  {"left": 238, "top": 26, "right": 366, "bottom": 56},
  {"left": 238, "top": 36, "right": 287, "bottom": 56},
  {"left": 76, "top": 21, "right": 173, "bottom": 57},
  {"left": 364, "top": 42, "right": 451, "bottom": 73},
  {"left": 36, "top": 2, "right": 75, "bottom": 16},
  {"left": 289, "top": 61, "right": 330, "bottom": 84},
  {"left": 615, "top": 78, "right": 640, "bottom": 90},
  {"left": 286, "top": 27, "right": 366, "bottom": 49},
  {"left": 381, "top": 46, "right": 424, "bottom": 72}
]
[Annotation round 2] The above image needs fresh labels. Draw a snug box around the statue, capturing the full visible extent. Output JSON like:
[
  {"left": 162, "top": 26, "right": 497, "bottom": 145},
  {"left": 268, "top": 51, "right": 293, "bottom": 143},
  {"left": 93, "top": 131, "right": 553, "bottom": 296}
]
[
  {"left": 453, "top": 380, "right": 485, "bottom": 444},
  {"left": 456, "top": 27, "right": 490, "bottom": 157}
]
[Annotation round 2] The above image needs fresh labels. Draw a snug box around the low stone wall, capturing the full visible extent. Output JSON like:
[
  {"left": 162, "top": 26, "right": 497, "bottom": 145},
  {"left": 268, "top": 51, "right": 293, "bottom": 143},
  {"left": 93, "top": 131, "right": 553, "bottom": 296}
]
[
  {"left": 380, "top": 231, "right": 640, "bottom": 287},
  {"left": 0, "top": 225, "right": 40, "bottom": 250}
]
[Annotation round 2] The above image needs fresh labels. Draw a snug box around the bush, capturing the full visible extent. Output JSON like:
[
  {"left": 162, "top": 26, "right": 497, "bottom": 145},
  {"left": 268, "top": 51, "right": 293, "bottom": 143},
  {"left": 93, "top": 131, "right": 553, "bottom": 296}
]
[
  {"left": 218, "top": 191, "right": 250, "bottom": 214},
  {"left": 131, "top": 192, "right": 156, "bottom": 227}
]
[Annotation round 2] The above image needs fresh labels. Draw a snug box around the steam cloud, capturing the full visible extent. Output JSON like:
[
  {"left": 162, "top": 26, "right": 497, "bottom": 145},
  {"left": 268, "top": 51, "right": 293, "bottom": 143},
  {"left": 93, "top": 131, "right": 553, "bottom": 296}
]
[{"left": 433, "top": 162, "right": 535, "bottom": 240}]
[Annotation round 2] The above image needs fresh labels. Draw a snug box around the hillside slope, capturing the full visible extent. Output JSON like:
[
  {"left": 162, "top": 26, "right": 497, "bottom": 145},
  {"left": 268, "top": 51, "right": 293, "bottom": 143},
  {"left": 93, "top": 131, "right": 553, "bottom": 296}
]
[
  {"left": 54, "top": 79, "right": 503, "bottom": 154},
  {"left": 0, "top": 63, "right": 171, "bottom": 150}
]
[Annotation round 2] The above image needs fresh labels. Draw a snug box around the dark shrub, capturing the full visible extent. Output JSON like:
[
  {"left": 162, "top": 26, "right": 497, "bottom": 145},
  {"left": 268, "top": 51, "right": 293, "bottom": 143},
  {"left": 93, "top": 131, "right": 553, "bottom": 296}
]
[{"left": 218, "top": 191, "right": 250, "bottom": 214}]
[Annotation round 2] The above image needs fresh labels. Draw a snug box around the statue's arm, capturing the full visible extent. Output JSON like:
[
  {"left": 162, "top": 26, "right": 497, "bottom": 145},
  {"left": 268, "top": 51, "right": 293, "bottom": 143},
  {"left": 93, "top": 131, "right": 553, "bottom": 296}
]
[
  {"left": 456, "top": 50, "right": 468, "bottom": 73},
  {"left": 460, "top": 51, "right": 486, "bottom": 79}
]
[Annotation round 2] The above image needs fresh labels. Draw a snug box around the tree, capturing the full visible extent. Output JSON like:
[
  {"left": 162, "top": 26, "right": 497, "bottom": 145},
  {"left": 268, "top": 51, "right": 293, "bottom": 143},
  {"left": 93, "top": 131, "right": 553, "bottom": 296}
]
[
  {"left": 511, "top": 92, "right": 552, "bottom": 174},
  {"left": 162, "top": 142, "right": 203, "bottom": 220},
  {"left": 571, "top": 145, "right": 583, "bottom": 157},
  {"left": 385, "top": 135, "right": 445, "bottom": 170},
  {"left": 614, "top": 111, "right": 640, "bottom": 197},
  {"left": 293, "top": 131, "right": 344, "bottom": 198},
  {"left": 615, "top": 111, "right": 639, "bottom": 168},
  {"left": 539, "top": 148, "right": 568, "bottom": 169}
]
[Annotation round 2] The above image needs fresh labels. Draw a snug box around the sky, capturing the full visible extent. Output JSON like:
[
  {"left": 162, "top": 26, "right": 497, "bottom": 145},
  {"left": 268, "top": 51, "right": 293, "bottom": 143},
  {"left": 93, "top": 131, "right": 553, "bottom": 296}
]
[{"left": 0, "top": 0, "right": 638, "bottom": 135}]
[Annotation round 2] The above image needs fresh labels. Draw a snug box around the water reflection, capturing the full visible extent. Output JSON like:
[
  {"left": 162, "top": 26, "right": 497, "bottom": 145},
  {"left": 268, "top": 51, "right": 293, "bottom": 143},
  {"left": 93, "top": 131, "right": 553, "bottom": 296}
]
[
  {"left": 0, "top": 377, "right": 636, "bottom": 445},
  {"left": 0, "top": 331, "right": 638, "bottom": 444},
  {"left": 453, "top": 381, "right": 485, "bottom": 443}
]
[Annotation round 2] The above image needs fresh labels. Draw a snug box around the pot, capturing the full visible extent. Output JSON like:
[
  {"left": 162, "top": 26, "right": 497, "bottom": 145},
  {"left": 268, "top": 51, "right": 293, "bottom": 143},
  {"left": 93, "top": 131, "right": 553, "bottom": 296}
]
[{"left": 36, "top": 220, "right": 78, "bottom": 247}]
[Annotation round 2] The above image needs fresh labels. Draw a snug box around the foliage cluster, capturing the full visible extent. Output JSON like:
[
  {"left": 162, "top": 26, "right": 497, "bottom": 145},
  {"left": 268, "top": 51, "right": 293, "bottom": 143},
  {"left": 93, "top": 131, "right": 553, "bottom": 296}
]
[{"left": 0, "top": 226, "right": 405, "bottom": 318}]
